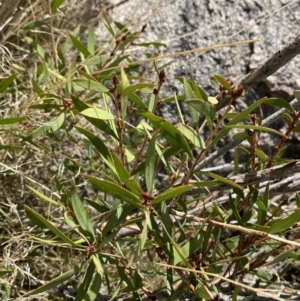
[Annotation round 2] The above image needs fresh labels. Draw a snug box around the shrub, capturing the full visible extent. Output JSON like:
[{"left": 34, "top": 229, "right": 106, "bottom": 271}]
[{"left": 1, "top": 2, "right": 300, "bottom": 301}]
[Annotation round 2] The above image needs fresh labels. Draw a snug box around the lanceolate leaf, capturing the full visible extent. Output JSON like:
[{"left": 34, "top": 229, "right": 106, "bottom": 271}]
[
  {"left": 27, "top": 186, "right": 60, "bottom": 206},
  {"left": 75, "top": 126, "right": 117, "bottom": 177},
  {"left": 25, "top": 206, "right": 79, "bottom": 247},
  {"left": 85, "top": 271, "right": 101, "bottom": 301},
  {"left": 176, "top": 123, "right": 206, "bottom": 149},
  {"left": 202, "top": 172, "right": 244, "bottom": 191},
  {"left": 81, "top": 107, "right": 115, "bottom": 120},
  {"left": 71, "top": 95, "right": 118, "bottom": 139},
  {"left": 265, "top": 98, "right": 294, "bottom": 111},
  {"left": 111, "top": 152, "right": 143, "bottom": 197},
  {"left": 225, "top": 124, "right": 286, "bottom": 137},
  {"left": 25, "top": 265, "right": 83, "bottom": 296},
  {"left": 0, "top": 74, "right": 17, "bottom": 92},
  {"left": 73, "top": 79, "right": 109, "bottom": 92},
  {"left": 151, "top": 185, "right": 194, "bottom": 205},
  {"left": 0, "top": 116, "right": 26, "bottom": 124},
  {"left": 267, "top": 209, "right": 300, "bottom": 234},
  {"left": 85, "top": 176, "right": 143, "bottom": 208},
  {"left": 211, "top": 74, "right": 232, "bottom": 93},
  {"left": 184, "top": 78, "right": 198, "bottom": 123},
  {"left": 71, "top": 189, "right": 95, "bottom": 241},
  {"left": 208, "top": 97, "right": 268, "bottom": 150},
  {"left": 186, "top": 98, "right": 216, "bottom": 118},
  {"left": 142, "top": 112, "right": 192, "bottom": 158},
  {"left": 24, "top": 113, "right": 65, "bottom": 140},
  {"left": 145, "top": 135, "right": 156, "bottom": 193},
  {"left": 75, "top": 260, "right": 95, "bottom": 301}
]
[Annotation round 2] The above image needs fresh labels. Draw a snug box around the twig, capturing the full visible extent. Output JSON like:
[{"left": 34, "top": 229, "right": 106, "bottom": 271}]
[{"left": 215, "top": 34, "right": 300, "bottom": 111}]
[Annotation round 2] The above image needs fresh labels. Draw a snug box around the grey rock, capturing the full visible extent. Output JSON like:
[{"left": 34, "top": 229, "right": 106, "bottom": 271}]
[{"left": 101, "top": 0, "right": 300, "bottom": 97}]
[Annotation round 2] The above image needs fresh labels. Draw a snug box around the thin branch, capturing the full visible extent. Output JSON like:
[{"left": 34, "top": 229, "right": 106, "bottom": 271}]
[{"left": 215, "top": 33, "right": 300, "bottom": 111}]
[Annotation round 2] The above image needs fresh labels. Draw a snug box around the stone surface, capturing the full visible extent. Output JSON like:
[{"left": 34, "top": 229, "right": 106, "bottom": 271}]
[{"left": 98, "top": 0, "right": 300, "bottom": 98}]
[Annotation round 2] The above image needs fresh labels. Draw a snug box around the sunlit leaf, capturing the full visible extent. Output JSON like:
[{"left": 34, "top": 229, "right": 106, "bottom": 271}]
[
  {"left": 27, "top": 186, "right": 60, "bottom": 206},
  {"left": 71, "top": 189, "right": 95, "bottom": 240},
  {"left": 151, "top": 185, "right": 194, "bottom": 204},
  {"left": 74, "top": 79, "right": 109, "bottom": 92},
  {"left": 176, "top": 123, "right": 206, "bottom": 149},
  {"left": 211, "top": 74, "right": 232, "bottom": 93},
  {"left": 81, "top": 107, "right": 115, "bottom": 120},
  {"left": 186, "top": 98, "right": 216, "bottom": 118},
  {"left": 145, "top": 135, "right": 156, "bottom": 193},
  {"left": 202, "top": 172, "right": 244, "bottom": 191},
  {"left": 85, "top": 176, "right": 143, "bottom": 208}
]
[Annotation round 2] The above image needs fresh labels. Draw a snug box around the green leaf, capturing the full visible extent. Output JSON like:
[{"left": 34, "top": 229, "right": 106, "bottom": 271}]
[
  {"left": 225, "top": 124, "right": 286, "bottom": 137},
  {"left": 211, "top": 74, "right": 232, "bottom": 93},
  {"left": 267, "top": 209, "right": 300, "bottom": 234},
  {"left": 133, "top": 222, "right": 148, "bottom": 261},
  {"left": 71, "top": 95, "right": 118, "bottom": 139},
  {"left": 87, "top": 23, "right": 95, "bottom": 54},
  {"left": 183, "top": 78, "right": 198, "bottom": 123},
  {"left": 120, "top": 67, "right": 129, "bottom": 119},
  {"left": 25, "top": 206, "right": 79, "bottom": 247},
  {"left": 265, "top": 98, "right": 294, "bottom": 111},
  {"left": 294, "top": 90, "right": 300, "bottom": 102},
  {"left": 75, "top": 126, "right": 117, "bottom": 177},
  {"left": 190, "top": 80, "right": 208, "bottom": 101},
  {"left": 256, "top": 269, "right": 273, "bottom": 281},
  {"left": 151, "top": 185, "right": 194, "bottom": 205},
  {"left": 0, "top": 145, "right": 22, "bottom": 151},
  {"left": 197, "top": 285, "right": 212, "bottom": 300},
  {"left": 74, "top": 79, "right": 109, "bottom": 92},
  {"left": 80, "top": 107, "right": 115, "bottom": 120},
  {"left": 27, "top": 186, "right": 60, "bottom": 206},
  {"left": 202, "top": 172, "right": 244, "bottom": 191},
  {"left": 111, "top": 152, "right": 143, "bottom": 197},
  {"left": 176, "top": 123, "right": 206, "bottom": 149},
  {"left": 267, "top": 248, "right": 294, "bottom": 266},
  {"left": 85, "top": 176, "right": 143, "bottom": 208},
  {"left": 0, "top": 74, "right": 17, "bottom": 92},
  {"left": 23, "top": 21, "right": 46, "bottom": 30},
  {"left": 0, "top": 117, "right": 26, "bottom": 124},
  {"left": 24, "top": 265, "right": 83, "bottom": 296},
  {"left": 122, "top": 83, "right": 153, "bottom": 96},
  {"left": 126, "top": 92, "right": 147, "bottom": 110},
  {"left": 71, "top": 189, "right": 95, "bottom": 240},
  {"left": 92, "top": 254, "right": 104, "bottom": 275},
  {"left": 69, "top": 34, "right": 91, "bottom": 58},
  {"left": 26, "top": 37, "right": 47, "bottom": 60},
  {"left": 209, "top": 97, "right": 268, "bottom": 150},
  {"left": 142, "top": 112, "right": 192, "bottom": 158},
  {"left": 75, "top": 260, "right": 95, "bottom": 301},
  {"left": 186, "top": 98, "right": 216, "bottom": 118},
  {"left": 145, "top": 135, "right": 156, "bottom": 193},
  {"left": 84, "top": 268, "right": 102, "bottom": 301},
  {"left": 51, "top": 0, "right": 65, "bottom": 13},
  {"left": 24, "top": 113, "right": 65, "bottom": 140}
]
